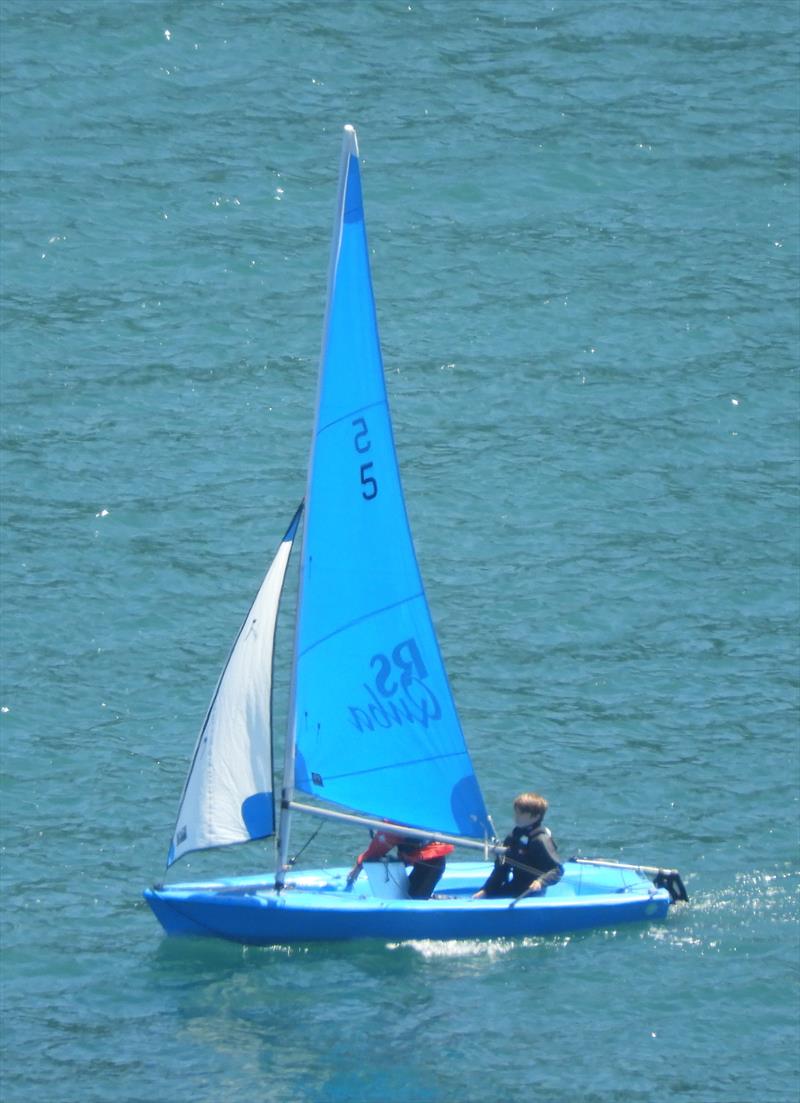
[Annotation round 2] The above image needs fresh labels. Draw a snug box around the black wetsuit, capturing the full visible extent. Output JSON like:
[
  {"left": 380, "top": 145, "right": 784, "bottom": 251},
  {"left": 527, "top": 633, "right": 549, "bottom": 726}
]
[{"left": 480, "top": 823, "right": 563, "bottom": 898}]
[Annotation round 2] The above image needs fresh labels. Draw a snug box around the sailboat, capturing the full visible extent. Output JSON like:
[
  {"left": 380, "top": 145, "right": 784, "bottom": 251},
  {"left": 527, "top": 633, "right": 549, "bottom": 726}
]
[{"left": 144, "top": 126, "right": 687, "bottom": 943}]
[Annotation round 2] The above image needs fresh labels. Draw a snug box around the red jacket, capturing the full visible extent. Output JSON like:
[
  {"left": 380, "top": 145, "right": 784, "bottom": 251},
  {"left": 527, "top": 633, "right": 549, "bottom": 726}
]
[{"left": 357, "top": 830, "right": 454, "bottom": 866}]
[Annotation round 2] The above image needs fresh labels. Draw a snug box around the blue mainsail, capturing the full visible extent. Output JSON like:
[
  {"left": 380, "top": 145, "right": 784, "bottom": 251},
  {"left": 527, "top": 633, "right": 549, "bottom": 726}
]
[{"left": 290, "top": 126, "right": 490, "bottom": 840}]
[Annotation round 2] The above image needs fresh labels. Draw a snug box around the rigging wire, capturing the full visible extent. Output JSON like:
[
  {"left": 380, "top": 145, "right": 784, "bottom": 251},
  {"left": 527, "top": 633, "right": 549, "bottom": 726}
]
[{"left": 287, "top": 820, "right": 324, "bottom": 868}]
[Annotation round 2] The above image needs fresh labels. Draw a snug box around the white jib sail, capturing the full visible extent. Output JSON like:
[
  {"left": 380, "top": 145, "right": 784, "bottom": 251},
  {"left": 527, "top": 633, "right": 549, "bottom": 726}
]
[{"left": 167, "top": 507, "right": 302, "bottom": 867}]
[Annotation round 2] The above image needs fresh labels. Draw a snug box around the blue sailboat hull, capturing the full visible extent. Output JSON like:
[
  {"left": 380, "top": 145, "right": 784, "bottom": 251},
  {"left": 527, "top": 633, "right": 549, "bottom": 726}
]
[{"left": 143, "top": 861, "right": 673, "bottom": 944}]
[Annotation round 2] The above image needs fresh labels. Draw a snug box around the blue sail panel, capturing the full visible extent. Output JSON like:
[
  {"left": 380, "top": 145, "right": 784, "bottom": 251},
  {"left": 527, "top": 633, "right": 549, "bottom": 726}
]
[{"left": 290, "top": 127, "right": 490, "bottom": 840}]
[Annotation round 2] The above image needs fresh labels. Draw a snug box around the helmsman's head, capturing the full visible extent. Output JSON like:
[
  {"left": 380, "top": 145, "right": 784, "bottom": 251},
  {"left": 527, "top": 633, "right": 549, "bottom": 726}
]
[{"left": 513, "top": 792, "right": 548, "bottom": 828}]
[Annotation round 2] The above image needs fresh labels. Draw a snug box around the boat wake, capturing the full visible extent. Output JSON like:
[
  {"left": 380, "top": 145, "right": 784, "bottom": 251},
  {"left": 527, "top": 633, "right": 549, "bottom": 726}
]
[
  {"left": 385, "top": 933, "right": 582, "bottom": 959},
  {"left": 386, "top": 937, "right": 520, "bottom": 959}
]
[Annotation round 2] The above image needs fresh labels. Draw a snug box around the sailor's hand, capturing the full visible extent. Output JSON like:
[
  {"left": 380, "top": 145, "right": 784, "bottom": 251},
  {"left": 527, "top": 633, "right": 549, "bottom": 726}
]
[
  {"left": 472, "top": 889, "right": 486, "bottom": 899},
  {"left": 529, "top": 879, "right": 543, "bottom": 894}
]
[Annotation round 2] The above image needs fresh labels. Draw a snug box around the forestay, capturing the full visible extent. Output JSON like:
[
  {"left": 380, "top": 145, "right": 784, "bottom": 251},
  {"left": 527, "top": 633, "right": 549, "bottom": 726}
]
[
  {"left": 168, "top": 506, "right": 302, "bottom": 866},
  {"left": 290, "top": 127, "right": 490, "bottom": 840}
]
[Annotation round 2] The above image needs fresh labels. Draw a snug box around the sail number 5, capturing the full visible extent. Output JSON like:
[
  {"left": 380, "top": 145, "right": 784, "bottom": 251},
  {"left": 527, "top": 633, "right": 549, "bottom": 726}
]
[{"left": 352, "top": 417, "right": 378, "bottom": 500}]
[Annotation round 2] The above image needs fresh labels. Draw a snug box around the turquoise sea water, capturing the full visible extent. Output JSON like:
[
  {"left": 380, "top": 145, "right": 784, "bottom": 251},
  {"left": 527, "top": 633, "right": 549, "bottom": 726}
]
[{"left": 1, "top": 1, "right": 798, "bottom": 1100}]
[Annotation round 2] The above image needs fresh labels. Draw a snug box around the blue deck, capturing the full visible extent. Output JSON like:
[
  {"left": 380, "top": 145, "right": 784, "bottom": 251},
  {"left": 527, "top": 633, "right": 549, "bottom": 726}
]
[{"left": 144, "top": 861, "right": 672, "bottom": 944}]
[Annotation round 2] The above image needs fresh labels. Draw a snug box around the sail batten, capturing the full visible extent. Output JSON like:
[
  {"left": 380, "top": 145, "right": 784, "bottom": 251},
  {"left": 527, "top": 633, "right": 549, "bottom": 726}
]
[
  {"left": 300, "top": 749, "right": 473, "bottom": 785},
  {"left": 317, "top": 399, "right": 387, "bottom": 437},
  {"left": 298, "top": 591, "right": 425, "bottom": 660},
  {"left": 288, "top": 125, "right": 490, "bottom": 841}
]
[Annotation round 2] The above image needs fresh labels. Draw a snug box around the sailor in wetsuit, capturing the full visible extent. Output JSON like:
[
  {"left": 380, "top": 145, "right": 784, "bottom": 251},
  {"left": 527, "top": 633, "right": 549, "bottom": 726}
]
[
  {"left": 473, "top": 791, "right": 563, "bottom": 899},
  {"left": 347, "top": 829, "right": 454, "bottom": 899}
]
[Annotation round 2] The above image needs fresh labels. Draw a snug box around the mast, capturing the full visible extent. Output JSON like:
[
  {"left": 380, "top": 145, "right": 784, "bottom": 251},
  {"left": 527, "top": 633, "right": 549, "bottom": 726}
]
[{"left": 275, "top": 125, "right": 359, "bottom": 889}]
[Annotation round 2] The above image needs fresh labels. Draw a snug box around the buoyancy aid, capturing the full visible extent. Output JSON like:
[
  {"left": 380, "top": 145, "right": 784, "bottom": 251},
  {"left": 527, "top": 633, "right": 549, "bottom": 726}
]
[{"left": 358, "top": 830, "right": 454, "bottom": 866}]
